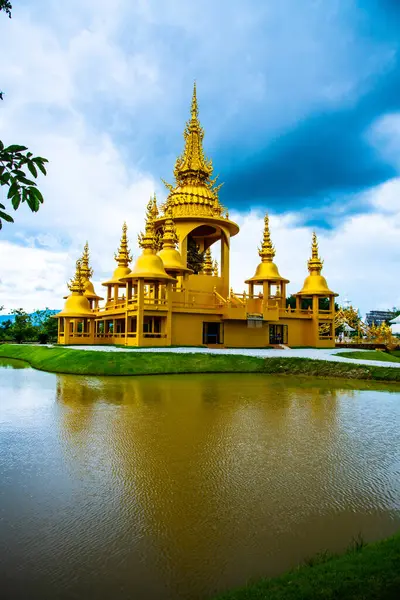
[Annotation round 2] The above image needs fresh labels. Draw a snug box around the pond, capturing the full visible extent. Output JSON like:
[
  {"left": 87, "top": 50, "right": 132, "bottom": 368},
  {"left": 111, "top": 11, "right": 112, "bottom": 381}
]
[{"left": 1, "top": 357, "right": 400, "bottom": 599}]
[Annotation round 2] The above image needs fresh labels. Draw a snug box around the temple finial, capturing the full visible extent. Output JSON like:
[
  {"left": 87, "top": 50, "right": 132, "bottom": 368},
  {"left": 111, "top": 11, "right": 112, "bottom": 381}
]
[
  {"left": 115, "top": 222, "right": 132, "bottom": 266},
  {"left": 213, "top": 259, "right": 218, "bottom": 277},
  {"left": 80, "top": 241, "right": 93, "bottom": 279},
  {"left": 161, "top": 209, "right": 178, "bottom": 250},
  {"left": 191, "top": 81, "right": 198, "bottom": 120},
  {"left": 203, "top": 247, "right": 213, "bottom": 276},
  {"left": 173, "top": 84, "right": 214, "bottom": 183},
  {"left": 307, "top": 232, "right": 323, "bottom": 273},
  {"left": 138, "top": 199, "right": 156, "bottom": 251},
  {"left": 68, "top": 259, "right": 85, "bottom": 294},
  {"left": 258, "top": 214, "right": 275, "bottom": 262}
]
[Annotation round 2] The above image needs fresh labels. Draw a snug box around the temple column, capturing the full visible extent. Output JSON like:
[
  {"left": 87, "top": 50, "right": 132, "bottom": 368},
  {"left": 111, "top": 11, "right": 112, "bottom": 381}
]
[
  {"left": 281, "top": 283, "right": 287, "bottom": 309},
  {"left": 220, "top": 232, "right": 230, "bottom": 298},
  {"left": 166, "top": 282, "right": 173, "bottom": 345},
  {"left": 136, "top": 279, "right": 145, "bottom": 347}
]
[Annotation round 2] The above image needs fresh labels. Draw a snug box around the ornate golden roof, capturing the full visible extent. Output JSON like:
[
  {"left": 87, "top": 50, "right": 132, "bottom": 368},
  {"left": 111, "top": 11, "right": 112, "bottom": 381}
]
[
  {"left": 79, "top": 242, "right": 103, "bottom": 300},
  {"left": 102, "top": 222, "right": 132, "bottom": 285},
  {"left": 157, "top": 209, "right": 192, "bottom": 274},
  {"left": 57, "top": 260, "right": 94, "bottom": 317},
  {"left": 121, "top": 212, "right": 176, "bottom": 283},
  {"left": 245, "top": 214, "right": 289, "bottom": 284},
  {"left": 162, "top": 83, "right": 225, "bottom": 219},
  {"left": 297, "top": 233, "right": 337, "bottom": 296},
  {"left": 80, "top": 242, "right": 93, "bottom": 280},
  {"left": 203, "top": 247, "right": 214, "bottom": 276}
]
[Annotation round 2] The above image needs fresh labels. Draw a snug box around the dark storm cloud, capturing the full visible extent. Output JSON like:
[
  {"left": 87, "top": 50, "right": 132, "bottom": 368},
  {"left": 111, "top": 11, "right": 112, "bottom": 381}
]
[
  {"left": 219, "top": 76, "right": 399, "bottom": 213},
  {"left": 214, "top": 0, "right": 400, "bottom": 220}
]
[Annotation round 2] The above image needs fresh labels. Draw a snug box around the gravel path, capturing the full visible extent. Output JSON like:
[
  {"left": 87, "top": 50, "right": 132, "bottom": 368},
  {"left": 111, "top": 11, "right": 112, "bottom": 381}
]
[{"left": 64, "top": 345, "right": 400, "bottom": 369}]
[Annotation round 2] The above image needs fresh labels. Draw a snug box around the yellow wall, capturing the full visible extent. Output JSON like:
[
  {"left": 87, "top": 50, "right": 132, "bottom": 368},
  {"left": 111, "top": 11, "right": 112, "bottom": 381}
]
[
  {"left": 224, "top": 321, "right": 269, "bottom": 347},
  {"left": 171, "top": 313, "right": 221, "bottom": 346}
]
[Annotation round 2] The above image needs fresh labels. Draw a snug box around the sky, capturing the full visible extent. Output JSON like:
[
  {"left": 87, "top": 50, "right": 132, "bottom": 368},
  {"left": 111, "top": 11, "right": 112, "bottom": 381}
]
[{"left": 1, "top": 0, "right": 400, "bottom": 315}]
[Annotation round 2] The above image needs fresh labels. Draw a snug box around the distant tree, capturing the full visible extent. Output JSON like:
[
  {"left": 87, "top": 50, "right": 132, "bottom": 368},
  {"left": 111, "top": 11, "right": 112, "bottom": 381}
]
[
  {"left": 8, "top": 309, "right": 37, "bottom": 343},
  {"left": 0, "top": 1, "right": 49, "bottom": 229},
  {"left": 186, "top": 236, "right": 205, "bottom": 274},
  {"left": 32, "top": 308, "right": 58, "bottom": 343},
  {"left": 286, "top": 295, "right": 296, "bottom": 309}
]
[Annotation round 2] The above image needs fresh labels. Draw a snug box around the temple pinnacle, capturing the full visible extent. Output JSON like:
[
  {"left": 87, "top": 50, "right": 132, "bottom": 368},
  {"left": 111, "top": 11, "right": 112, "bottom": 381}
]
[
  {"left": 115, "top": 222, "right": 132, "bottom": 266},
  {"left": 191, "top": 81, "right": 198, "bottom": 121},
  {"left": 203, "top": 247, "right": 214, "bottom": 276},
  {"left": 81, "top": 241, "right": 93, "bottom": 279},
  {"left": 258, "top": 214, "right": 276, "bottom": 262},
  {"left": 68, "top": 259, "right": 85, "bottom": 294},
  {"left": 307, "top": 232, "right": 323, "bottom": 273}
]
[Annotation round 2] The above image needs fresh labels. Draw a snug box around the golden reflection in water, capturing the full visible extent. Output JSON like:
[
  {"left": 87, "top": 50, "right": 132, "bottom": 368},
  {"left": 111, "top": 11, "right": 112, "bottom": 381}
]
[{"left": 54, "top": 373, "right": 400, "bottom": 599}]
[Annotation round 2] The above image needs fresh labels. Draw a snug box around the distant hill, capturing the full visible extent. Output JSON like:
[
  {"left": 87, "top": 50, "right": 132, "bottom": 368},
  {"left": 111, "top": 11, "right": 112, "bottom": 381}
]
[{"left": 0, "top": 310, "right": 59, "bottom": 324}]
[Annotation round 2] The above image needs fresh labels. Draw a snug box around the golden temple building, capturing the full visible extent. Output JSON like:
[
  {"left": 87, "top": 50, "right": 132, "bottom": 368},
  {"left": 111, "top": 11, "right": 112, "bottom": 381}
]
[{"left": 56, "top": 84, "right": 338, "bottom": 349}]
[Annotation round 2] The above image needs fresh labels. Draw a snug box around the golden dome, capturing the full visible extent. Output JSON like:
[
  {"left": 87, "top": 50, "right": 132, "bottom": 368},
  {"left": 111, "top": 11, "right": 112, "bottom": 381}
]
[
  {"left": 57, "top": 259, "right": 94, "bottom": 317},
  {"left": 102, "top": 222, "right": 132, "bottom": 286},
  {"left": 297, "top": 273, "right": 334, "bottom": 296},
  {"left": 157, "top": 210, "right": 193, "bottom": 274},
  {"left": 246, "top": 260, "right": 287, "bottom": 283},
  {"left": 121, "top": 250, "right": 176, "bottom": 282},
  {"left": 297, "top": 233, "right": 337, "bottom": 296},
  {"left": 245, "top": 214, "right": 289, "bottom": 284},
  {"left": 83, "top": 279, "right": 104, "bottom": 300},
  {"left": 57, "top": 293, "right": 93, "bottom": 317},
  {"left": 102, "top": 265, "right": 132, "bottom": 286},
  {"left": 120, "top": 215, "right": 176, "bottom": 283}
]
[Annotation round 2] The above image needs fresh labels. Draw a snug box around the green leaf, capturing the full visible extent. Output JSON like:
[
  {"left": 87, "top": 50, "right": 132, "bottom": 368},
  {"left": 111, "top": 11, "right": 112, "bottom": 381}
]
[
  {"left": 30, "top": 186, "right": 44, "bottom": 204},
  {"left": 0, "top": 172, "right": 11, "bottom": 185},
  {"left": 27, "top": 162, "right": 38, "bottom": 178},
  {"left": 15, "top": 175, "right": 36, "bottom": 186},
  {"left": 0, "top": 202, "right": 5, "bottom": 209},
  {"left": 11, "top": 192, "right": 21, "bottom": 210},
  {"left": 7, "top": 180, "right": 18, "bottom": 199},
  {"left": 0, "top": 140, "right": 4, "bottom": 151},
  {"left": 4, "top": 145, "right": 28, "bottom": 153},
  {"left": 26, "top": 192, "right": 40, "bottom": 212},
  {"left": 0, "top": 210, "right": 14, "bottom": 222},
  {"left": 32, "top": 156, "right": 49, "bottom": 175}
]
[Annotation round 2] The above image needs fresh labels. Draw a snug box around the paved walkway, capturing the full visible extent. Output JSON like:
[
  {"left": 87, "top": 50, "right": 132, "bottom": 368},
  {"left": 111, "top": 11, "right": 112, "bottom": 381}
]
[{"left": 65, "top": 345, "right": 400, "bottom": 369}]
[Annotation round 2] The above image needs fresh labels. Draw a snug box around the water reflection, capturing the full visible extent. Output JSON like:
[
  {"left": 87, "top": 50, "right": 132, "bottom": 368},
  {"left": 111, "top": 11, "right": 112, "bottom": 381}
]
[
  {"left": 1, "top": 363, "right": 400, "bottom": 600},
  {"left": 53, "top": 373, "right": 400, "bottom": 599}
]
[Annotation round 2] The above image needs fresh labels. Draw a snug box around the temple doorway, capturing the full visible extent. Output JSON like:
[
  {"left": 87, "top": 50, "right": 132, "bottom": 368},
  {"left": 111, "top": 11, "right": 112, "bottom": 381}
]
[
  {"left": 269, "top": 324, "right": 288, "bottom": 345},
  {"left": 203, "top": 322, "right": 224, "bottom": 345}
]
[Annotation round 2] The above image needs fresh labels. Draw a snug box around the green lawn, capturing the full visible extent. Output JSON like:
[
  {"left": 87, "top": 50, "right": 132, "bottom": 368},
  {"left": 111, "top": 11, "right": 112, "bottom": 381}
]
[
  {"left": 2, "top": 344, "right": 400, "bottom": 381},
  {"left": 336, "top": 350, "right": 400, "bottom": 363},
  {"left": 213, "top": 532, "right": 400, "bottom": 600}
]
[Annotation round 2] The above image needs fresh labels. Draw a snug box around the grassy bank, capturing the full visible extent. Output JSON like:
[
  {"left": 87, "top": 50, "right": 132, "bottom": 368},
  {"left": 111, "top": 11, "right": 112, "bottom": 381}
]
[
  {"left": 337, "top": 350, "right": 400, "bottom": 363},
  {"left": 213, "top": 532, "right": 400, "bottom": 600},
  {"left": 2, "top": 344, "right": 400, "bottom": 381}
]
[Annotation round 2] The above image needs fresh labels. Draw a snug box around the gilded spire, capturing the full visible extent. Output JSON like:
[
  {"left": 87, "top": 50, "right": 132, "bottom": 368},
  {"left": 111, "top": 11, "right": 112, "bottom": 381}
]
[
  {"left": 80, "top": 242, "right": 93, "bottom": 280},
  {"left": 203, "top": 247, "right": 213, "bottom": 276},
  {"left": 138, "top": 201, "right": 156, "bottom": 251},
  {"left": 67, "top": 259, "right": 85, "bottom": 294},
  {"left": 114, "top": 222, "right": 132, "bottom": 267},
  {"left": 173, "top": 82, "right": 213, "bottom": 182},
  {"left": 213, "top": 260, "right": 219, "bottom": 277},
  {"left": 161, "top": 208, "right": 178, "bottom": 250},
  {"left": 150, "top": 193, "right": 159, "bottom": 220},
  {"left": 258, "top": 214, "right": 275, "bottom": 262},
  {"left": 307, "top": 232, "right": 323, "bottom": 273},
  {"left": 161, "top": 84, "right": 230, "bottom": 220}
]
